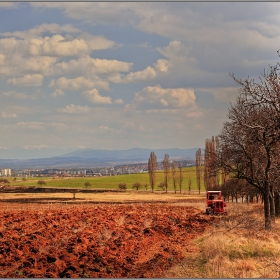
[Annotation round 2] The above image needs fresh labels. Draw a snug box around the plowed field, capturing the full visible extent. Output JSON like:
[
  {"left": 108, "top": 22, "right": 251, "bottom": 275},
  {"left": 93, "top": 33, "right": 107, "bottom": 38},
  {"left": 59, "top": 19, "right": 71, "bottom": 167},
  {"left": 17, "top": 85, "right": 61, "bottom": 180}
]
[{"left": 0, "top": 203, "right": 215, "bottom": 278}]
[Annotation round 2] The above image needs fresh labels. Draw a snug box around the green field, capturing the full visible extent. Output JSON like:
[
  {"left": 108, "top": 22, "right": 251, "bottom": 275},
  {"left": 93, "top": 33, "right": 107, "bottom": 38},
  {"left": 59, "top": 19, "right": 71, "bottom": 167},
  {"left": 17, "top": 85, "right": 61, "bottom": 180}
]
[{"left": 7, "top": 166, "right": 205, "bottom": 192}]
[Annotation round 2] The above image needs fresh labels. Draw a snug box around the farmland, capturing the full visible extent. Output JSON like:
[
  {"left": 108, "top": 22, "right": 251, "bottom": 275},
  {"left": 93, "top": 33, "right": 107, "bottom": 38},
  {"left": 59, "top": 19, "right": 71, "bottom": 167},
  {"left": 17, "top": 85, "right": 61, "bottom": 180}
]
[
  {"left": 0, "top": 202, "right": 214, "bottom": 278},
  {"left": 2, "top": 166, "right": 279, "bottom": 278},
  {"left": 7, "top": 167, "right": 200, "bottom": 191},
  {"left": 1, "top": 197, "right": 279, "bottom": 278}
]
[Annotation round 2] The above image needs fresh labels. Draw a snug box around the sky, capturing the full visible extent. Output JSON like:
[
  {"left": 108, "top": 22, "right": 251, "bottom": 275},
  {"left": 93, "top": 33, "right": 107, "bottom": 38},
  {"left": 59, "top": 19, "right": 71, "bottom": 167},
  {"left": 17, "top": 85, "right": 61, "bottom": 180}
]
[{"left": 1, "top": 2, "right": 280, "bottom": 158}]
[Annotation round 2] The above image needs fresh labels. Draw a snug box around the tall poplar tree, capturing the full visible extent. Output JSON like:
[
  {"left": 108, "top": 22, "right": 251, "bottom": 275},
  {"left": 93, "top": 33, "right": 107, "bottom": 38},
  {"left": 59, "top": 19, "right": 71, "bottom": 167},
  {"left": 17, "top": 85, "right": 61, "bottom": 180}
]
[{"left": 148, "top": 151, "right": 157, "bottom": 193}]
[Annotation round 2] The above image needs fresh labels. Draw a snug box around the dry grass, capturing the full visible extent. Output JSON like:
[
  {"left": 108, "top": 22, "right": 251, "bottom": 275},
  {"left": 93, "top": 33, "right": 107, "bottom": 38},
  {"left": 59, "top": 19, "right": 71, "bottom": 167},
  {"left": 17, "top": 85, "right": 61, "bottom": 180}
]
[
  {"left": 163, "top": 202, "right": 280, "bottom": 278},
  {"left": 0, "top": 190, "right": 206, "bottom": 204}
]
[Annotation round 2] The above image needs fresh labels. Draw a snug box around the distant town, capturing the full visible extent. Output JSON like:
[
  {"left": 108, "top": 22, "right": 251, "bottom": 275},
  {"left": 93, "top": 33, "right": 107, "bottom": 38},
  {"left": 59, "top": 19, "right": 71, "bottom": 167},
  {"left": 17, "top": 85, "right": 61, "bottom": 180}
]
[{"left": 1, "top": 160, "right": 195, "bottom": 178}]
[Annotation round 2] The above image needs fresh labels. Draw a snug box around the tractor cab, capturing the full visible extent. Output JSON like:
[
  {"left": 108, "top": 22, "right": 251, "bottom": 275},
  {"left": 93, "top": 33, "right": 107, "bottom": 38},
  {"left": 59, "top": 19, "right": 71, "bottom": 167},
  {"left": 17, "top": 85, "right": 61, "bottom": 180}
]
[{"left": 206, "top": 191, "right": 227, "bottom": 215}]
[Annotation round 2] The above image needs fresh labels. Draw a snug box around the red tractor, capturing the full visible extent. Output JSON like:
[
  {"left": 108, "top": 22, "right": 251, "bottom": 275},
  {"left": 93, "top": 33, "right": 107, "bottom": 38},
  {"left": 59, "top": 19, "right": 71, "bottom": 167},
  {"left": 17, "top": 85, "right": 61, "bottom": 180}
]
[{"left": 206, "top": 190, "right": 227, "bottom": 215}]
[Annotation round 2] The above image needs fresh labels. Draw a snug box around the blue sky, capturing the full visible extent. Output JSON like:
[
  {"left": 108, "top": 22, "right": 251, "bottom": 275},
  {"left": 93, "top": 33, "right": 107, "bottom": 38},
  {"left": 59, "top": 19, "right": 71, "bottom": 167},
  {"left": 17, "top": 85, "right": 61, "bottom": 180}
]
[{"left": 1, "top": 2, "right": 280, "bottom": 158}]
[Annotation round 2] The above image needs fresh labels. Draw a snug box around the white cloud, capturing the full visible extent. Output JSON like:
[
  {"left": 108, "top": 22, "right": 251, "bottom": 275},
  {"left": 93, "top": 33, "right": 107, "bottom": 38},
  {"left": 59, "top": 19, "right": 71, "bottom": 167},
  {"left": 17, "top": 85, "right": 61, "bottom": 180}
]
[
  {"left": 31, "top": 2, "right": 139, "bottom": 26},
  {"left": 0, "top": 29, "right": 117, "bottom": 79},
  {"left": 55, "top": 55, "right": 132, "bottom": 76},
  {"left": 7, "top": 74, "right": 44, "bottom": 87},
  {"left": 0, "top": 145, "right": 9, "bottom": 150},
  {"left": 0, "top": 3, "right": 19, "bottom": 9},
  {"left": 27, "top": 34, "right": 114, "bottom": 57},
  {"left": 114, "top": 99, "right": 124, "bottom": 104},
  {"left": 131, "top": 85, "right": 196, "bottom": 109},
  {"left": 0, "top": 23, "right": 80, "bottom": 39},
  {"left": 51, "top": 89, "right": 65, "bottom": 98},
  {"left": 122, "top": 59, "right": 171, "bottom": 83},
  {"left": 49, "top": 76, "right": 109, "bottom": 91},
  {"left": 14, "top": 121, "right": 68, "bottom": 132},
  {"left": 83, "top": 89, "right": 112, "bottom": 104},
  {"left": 23, "top": 145, "right": 50, "bottom": 150},
  {"left": 2, "top": 90, "right": 30, "bottom": 99},
  {"left": 58, "top": 104, "right": 90, "bottom": 114},
  {"left": 23, "top": 56, "right": 57, "bottom": 75},
  {"left": 2, "top": 112, "right": 17, "bottom": 118},
  {"left": 16, "top": 122, "right": 45, "bottom": 131}
]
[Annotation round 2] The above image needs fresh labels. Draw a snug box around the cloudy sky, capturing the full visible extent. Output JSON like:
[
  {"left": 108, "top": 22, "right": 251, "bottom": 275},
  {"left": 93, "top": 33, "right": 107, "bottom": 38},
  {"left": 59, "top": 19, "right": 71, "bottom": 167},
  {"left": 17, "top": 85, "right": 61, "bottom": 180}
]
[{"left": 1, "top": 2, "right": 280, "bottom": 158}]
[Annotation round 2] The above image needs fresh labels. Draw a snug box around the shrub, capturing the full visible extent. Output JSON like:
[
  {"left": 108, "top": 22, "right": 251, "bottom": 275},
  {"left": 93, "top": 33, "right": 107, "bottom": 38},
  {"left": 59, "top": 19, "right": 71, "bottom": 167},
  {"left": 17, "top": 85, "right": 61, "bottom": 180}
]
[
  {"left": 118, "top": 183, "right": 127, "bottom": 191},
  {"left": 132, "top": 182, "right": 141, "bottom": 190},
  {"left": 84, "top": 182, "right": 91, "bottom": 188},
  {"left": 158, "top": 182, "right": 165, "bottom": 191},
  {"left": 0, "top": 179, "right": 10, "bottom": 185},
  {"left": 37, "top": 180, "right": 46, "bottom": 187}
]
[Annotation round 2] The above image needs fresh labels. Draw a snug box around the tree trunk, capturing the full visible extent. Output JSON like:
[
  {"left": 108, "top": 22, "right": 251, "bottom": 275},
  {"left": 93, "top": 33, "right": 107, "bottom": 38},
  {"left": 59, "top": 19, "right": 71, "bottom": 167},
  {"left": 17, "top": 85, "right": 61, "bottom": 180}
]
[
  {"left": 269, "top": 191, "right": 275, "bottom": 224},
  {"left": 275, "top": 192, "right": 280, "bottom": 217},
  {"left": 264, "top": 192, "right": 271, "bottom": 230}
]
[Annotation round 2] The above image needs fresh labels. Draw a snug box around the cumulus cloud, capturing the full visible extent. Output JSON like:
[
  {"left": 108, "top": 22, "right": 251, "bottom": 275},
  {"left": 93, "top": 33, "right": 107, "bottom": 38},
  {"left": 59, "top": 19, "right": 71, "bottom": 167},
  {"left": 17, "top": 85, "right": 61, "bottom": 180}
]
[
  {"left": 130, "top": 85, "right": 196, "bottom": 109},
  {"left": 16, "top": 122, "right": 45, "bottom": 131},
  {"left": 83, "top": 89, "right": 112, "bottom": 104},
  {"left": 49, "top": 76, "right": 109, "bottom": 91},
  {"left": 27, "top": 34, "right": 115, "bottom": 57},
  {"left": 2, "top": 112, "right": 17, "bottom": 118},
  {"left": 58, "top": 104, "right": 90, "bottom": 114},
  {"left": 122, "top": 59, "right": 171, "bottom": 83},
  {"left": 2, "top": 90, "right": 30, "bottom": 99},
  {"left": 0, "top": 48, "right": 57, "bottom": 76},
  {"left": 7, "top": 74, "right": 44, "bottom": 87},
  {"left": 55, "top": 55, "right": 132, "bottom": 76},
  {"left": 0, "top": 28, "right": 117, "bottom": 79},
  {"left": 114, "top": 99, "right": 124, "bottom": 104},
  {"left": 51, "top": 89, "right": 65, "bottom": 98},
  {"left": 0, "top": 23, "right": 80, "bottom": 39}
]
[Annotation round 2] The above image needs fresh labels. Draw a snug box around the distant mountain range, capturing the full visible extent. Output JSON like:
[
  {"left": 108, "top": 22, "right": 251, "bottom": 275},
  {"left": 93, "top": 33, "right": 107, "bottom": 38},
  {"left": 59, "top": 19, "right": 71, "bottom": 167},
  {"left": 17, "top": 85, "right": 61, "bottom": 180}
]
[{"left": 0, "top": 148, "right": 201, "bottom": 169}]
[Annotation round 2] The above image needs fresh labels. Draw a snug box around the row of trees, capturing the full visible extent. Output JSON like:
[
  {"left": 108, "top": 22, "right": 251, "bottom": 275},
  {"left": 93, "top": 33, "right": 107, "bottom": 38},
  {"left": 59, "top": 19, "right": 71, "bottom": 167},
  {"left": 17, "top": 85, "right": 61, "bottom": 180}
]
[
  {"left": 148, "top": 152, "right": 184, "bottom": 193},
  {"left": 204, "top": 57, "right": 280, "bottom": 230}
]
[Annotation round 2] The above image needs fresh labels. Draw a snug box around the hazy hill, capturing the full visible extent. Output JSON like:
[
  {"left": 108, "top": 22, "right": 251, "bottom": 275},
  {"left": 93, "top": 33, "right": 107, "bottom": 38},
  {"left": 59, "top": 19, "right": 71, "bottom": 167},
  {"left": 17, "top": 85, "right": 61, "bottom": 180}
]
[{"left": 0, "top": 147, "right": 201, "bottom": 169}]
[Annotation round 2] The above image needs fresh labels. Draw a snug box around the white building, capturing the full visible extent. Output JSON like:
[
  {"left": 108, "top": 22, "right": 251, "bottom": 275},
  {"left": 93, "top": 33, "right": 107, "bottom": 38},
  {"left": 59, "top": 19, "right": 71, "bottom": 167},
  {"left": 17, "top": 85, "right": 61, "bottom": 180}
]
[{"left": 2, "top": 168, "right": 12, "bottom": 177}]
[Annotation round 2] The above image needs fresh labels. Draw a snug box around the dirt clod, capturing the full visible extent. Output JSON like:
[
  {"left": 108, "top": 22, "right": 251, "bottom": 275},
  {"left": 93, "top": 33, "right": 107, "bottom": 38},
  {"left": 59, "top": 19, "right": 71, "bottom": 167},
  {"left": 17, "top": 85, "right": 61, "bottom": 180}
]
[{"left": 0, "top": 203, "right": 215, "bottom": 278}]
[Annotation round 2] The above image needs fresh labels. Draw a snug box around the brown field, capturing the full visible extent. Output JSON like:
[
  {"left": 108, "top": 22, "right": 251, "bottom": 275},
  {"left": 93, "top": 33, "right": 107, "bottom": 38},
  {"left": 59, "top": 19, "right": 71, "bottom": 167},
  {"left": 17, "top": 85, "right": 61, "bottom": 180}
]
[
  {"left": 1, "top": 191, "right": 279, "bottom": 278},
  {"left": 0, "top": 197, "right": 213, "bottom": 278}
]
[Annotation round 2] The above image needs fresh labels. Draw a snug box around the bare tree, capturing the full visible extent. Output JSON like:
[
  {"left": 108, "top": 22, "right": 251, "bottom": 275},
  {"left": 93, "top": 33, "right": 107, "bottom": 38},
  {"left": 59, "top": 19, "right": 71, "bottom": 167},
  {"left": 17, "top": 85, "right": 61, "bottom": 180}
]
[
  {"left": 195, "top": 148, "right": 203, "bottom": 194},
  {"left": 178, "top": 162, "right": 183, "bottom": 194},
  {"left": 37, "top": 180, "right": 46, "bottom": 187},
  {"left": 204, "top": 136, "right": 219, "bottom": 191},
  {"left": 188, "top": 177, "right": 191, "bottom": 195},
  {"left": 171, "top": 161, "right": 177, "bottom": 194},
  {"left": 219, "top": 64, "right": 280, "bottom": 230},
  {"left": 148, "top": 151, "right": 157, "bottom": 193},
  {"left": 163, "top": 154, "right": 170, "bottom": 193}
]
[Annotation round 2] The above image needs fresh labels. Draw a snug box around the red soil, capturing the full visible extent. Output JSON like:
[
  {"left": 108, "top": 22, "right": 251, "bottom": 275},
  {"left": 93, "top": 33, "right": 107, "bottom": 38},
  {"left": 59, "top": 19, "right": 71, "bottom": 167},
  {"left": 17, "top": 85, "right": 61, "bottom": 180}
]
[{"left": 0, "top": 203, "right": 215, "bottom": 278}]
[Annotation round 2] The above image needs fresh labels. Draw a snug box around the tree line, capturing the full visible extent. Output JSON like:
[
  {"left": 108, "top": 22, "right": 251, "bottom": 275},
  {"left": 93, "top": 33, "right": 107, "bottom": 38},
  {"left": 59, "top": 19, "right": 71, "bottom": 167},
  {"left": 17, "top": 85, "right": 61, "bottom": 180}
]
[
  {"left": 148, "top": 152, "right": 183, "bottom": 194},
  {"left": 203, "top": 53, "right": 280, "bottom": 230}
]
